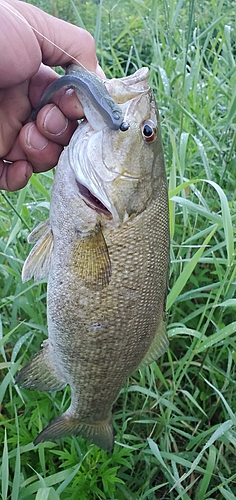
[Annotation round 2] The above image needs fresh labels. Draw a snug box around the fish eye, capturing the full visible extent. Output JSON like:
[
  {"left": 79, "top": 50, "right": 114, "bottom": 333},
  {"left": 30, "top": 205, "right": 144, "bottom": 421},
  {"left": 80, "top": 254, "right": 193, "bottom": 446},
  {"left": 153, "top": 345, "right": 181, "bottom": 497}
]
[{"left": 141, "top": 120, "right": 157, "bottom": 143}]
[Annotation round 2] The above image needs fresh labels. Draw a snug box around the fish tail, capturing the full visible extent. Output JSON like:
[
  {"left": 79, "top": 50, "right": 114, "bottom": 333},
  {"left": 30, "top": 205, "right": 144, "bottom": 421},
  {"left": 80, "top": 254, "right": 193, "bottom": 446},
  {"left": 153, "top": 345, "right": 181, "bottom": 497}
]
[{"left": 34, "top": 411, "right": 114, "bottom": 452}]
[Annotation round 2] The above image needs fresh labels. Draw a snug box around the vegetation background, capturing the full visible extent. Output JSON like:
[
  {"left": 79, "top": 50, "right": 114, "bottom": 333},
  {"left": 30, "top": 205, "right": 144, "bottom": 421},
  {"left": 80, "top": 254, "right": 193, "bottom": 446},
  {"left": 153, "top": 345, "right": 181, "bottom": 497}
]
[{"left": 0, "top": 0, "right": 236, "bottom": 498}]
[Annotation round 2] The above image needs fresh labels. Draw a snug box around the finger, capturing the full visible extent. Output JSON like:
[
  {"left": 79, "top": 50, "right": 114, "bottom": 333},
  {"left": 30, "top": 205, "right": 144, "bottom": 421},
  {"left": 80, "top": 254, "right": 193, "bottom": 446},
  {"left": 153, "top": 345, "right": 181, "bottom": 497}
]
[
  {"left": 0, "top": 160, "right": 32, "bottom": 191},
  {"left": 0, "top": 81, "right": 31, "bottom": 157},
  {"left": 28, "top": 64, "right": 60, "bottom": 109},
  {"left": 95, "top": 64, "right": 106, "bottom": 80},
  {"left": 29, "top": 67, "right": 85, "bottom": 120},
  {"left": 19, "top": 123, "right": 63, "bottom": 173},
  {"left": 35, "top": 105, "right": 78, "bottom": 143},
  {"left": 55, "top": 89, "right": 85, "bottom": 120},
  {"left": 21, "top": 107, "right": 78, "bottom": 148},
  {"left": 0, "top": 1, "right": 42, "bottom": 87},
  {"left": 7, "top": 0, "right": 102, "bottom": 73},
  {"left": 4, "top": 135, "right": 27, "bottom": 162}
]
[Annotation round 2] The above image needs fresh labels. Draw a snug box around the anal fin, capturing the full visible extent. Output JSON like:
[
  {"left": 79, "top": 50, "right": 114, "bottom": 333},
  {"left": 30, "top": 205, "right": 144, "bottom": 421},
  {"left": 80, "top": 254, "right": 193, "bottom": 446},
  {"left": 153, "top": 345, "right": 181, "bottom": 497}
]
[
  {"left": 16, "top": 340, "right": 66, "bottom": 392},
  {"left": 34, "top": 410, "right": 114, "bottom": 452},
  {"left": 139, "top": 317, "right": 169, "bottom": 368}
]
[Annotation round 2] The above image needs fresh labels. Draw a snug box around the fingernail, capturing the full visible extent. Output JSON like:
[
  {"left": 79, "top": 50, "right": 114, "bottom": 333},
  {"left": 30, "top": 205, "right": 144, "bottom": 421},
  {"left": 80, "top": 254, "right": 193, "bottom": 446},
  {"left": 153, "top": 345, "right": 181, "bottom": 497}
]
[
  {"left": 43, "top": 105, "right": 68, "bottom": 135},
  {"left": 26, "top": 124, "right": 48, "bottom": 150}
]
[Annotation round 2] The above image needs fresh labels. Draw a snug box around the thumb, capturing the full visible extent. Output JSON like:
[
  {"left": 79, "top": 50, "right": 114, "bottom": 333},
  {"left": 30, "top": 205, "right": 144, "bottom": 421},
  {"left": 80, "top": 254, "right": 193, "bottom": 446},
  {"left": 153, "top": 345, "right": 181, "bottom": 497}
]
[{"left": 5, "top": 0, "right": 105, "bottom": 75}]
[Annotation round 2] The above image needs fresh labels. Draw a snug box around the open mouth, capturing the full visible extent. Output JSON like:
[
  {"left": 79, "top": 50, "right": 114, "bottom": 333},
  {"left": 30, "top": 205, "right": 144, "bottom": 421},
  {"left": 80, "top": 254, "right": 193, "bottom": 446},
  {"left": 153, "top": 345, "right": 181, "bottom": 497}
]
[{"left": 76, "top": 181, "right": 112, "bottom": 217}]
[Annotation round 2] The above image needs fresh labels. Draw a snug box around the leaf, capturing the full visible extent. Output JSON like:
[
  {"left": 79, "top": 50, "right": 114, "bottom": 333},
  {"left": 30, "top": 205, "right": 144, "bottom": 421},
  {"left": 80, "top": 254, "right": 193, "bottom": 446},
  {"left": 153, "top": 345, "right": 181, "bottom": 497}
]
[
  {"left": 35, "top": 488, "right": 60, "bottom": 500},
  {"left": 1, "top": 429, "right": 9, "bottom": 500},
  {"left": 170, "top": 420, "right": 234, "bottom": 490},
  {"left": 167, "top": 226, "right": 217, "bottom": 310}
]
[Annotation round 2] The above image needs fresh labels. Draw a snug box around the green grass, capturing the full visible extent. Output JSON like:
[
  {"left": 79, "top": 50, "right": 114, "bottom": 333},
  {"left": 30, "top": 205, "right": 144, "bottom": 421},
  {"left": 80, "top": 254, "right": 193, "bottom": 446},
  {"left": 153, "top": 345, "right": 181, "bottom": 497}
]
[{"left": 1, "top": 0, "right": 236, "bottom": 498}]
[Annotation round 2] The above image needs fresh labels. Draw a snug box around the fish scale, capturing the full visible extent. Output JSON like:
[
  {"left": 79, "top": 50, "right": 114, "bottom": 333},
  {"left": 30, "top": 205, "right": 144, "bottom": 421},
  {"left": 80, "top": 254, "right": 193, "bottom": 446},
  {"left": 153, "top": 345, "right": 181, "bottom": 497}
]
[{"left": 17, "top": 67, "right": 170, "bottom": 451}]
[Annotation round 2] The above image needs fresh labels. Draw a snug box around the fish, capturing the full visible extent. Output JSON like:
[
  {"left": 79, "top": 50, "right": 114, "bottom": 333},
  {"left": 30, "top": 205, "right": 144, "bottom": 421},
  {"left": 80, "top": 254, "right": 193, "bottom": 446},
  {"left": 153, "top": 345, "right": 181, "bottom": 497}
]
[{"left": 17, "top": 66, "right": 170, "bottom": 452}]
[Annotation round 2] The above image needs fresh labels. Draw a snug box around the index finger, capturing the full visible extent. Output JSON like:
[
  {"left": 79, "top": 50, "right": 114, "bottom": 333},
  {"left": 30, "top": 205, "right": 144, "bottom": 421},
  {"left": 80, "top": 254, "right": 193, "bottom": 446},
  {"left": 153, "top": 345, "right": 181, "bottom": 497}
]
[{"left": 5, "top": 0, "right": 106, "bottom": 77}]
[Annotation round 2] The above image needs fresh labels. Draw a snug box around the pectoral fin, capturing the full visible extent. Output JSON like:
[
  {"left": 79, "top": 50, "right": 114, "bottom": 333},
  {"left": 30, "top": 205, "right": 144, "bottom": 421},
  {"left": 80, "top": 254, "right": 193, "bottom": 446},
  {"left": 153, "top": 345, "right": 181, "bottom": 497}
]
[
  {"left": 16, "top": 340, "right": 66, "bottom": 392},
  {"left": 71, "top": 224, "right": 111, "bottom": 290},
  {"left": 27, "top": 219, "right": 51, "bottom": 243},
  {"left": 34, "top": 410, "right": 114, "bottom": 452},
  {"left": 22, "top": 219, "right": 53, "bottom": 283},
  {"left": 139, "top": 317, "right": 169, "bottom": 368}
]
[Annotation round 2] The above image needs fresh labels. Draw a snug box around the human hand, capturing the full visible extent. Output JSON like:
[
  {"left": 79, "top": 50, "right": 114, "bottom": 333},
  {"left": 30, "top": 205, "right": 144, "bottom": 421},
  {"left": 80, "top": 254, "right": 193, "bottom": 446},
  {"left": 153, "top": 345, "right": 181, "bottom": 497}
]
[{"left": 0, "top": 0, "right": 105, "bottom": 191}]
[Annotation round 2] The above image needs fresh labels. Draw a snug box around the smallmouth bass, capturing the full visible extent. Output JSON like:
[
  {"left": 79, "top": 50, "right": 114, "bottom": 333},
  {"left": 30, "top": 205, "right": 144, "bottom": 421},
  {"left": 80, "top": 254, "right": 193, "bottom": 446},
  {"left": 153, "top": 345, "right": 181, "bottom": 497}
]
[{"left": 17, "top": 67, "right": 170, "bottom": 451}]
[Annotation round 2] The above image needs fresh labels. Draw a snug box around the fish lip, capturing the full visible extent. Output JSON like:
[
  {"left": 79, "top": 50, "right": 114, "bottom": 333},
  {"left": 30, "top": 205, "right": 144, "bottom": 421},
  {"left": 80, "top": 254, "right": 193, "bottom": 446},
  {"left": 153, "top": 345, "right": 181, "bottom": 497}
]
[
  {"left": 69, "top": 123, "right": 140, "bottom": 222},
  {"left": 111, "top": 173, "right": 140, "bottom": 181},
  {"left": 68, "top": 126, "right": 120, "bottom": 222},
  {"left": 76, "top": 180, "right": 113, "bottom": 218}
]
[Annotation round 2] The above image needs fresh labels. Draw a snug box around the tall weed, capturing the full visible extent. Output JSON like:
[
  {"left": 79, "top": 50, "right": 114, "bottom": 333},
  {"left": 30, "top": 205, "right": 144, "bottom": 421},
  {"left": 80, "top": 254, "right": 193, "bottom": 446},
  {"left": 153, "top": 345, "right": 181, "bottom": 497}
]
[{"left": 0, "top": 0, "right": 235, "bottom": 498}]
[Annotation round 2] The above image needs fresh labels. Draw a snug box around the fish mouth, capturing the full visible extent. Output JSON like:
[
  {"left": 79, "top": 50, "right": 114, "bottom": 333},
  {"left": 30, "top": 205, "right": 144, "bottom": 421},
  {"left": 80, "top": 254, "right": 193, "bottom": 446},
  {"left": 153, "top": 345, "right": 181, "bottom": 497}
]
[{"left": 76, "top": 181, "right": 112, "bottom": 218}]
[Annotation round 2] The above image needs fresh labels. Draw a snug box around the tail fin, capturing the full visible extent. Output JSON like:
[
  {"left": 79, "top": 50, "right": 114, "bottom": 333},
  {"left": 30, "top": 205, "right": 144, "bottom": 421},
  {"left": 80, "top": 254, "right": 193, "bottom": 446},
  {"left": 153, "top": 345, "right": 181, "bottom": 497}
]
[{"left": 34, "top": 411, "right": 114, "bottom": 452}]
